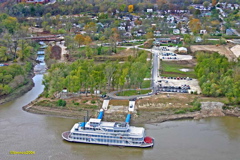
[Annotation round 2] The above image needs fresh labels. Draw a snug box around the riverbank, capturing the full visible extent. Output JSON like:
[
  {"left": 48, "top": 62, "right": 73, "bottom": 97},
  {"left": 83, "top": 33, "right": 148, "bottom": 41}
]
[
  {"left": 0, "top": 75, "right": 34, "bottom": 105},
  {"left": 22, "top": 94, "right": 240, "bottom": 123}
]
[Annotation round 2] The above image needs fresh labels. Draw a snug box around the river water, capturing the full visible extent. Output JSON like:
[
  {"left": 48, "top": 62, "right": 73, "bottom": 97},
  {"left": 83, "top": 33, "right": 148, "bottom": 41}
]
[{"left": 0, "top": 75, "right": 240, "bottom": 160}]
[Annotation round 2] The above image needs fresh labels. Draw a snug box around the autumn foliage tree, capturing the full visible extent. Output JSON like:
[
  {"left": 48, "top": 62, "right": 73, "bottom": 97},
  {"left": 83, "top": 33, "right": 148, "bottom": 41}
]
[
  {"left": 84, "top": 36, "right": 92, "bottom": 46},
  {"left": 74, "top": 34, "right": 85, "bottom": 48},
  {"left": 188, "top": 18, "right": 202, "bottom": 34},
  {"left": 128, "top": 5, "right": 134, "bottom": 13},
  {"left": 212, "top": 0, "right": 217, "bottom": 7}
]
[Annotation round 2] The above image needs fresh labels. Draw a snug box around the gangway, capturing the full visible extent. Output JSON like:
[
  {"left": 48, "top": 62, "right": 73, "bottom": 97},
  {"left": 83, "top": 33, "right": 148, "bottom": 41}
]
[
  {"left": 102, "top": 99, "right": 109, "bottom": 110},
  {"left": 125, "top": 113, "right": 131, "bottom": 123},
  {"left": 97, "top": 109, "right": 104, "bottom": 119},
  {"left": 128, "top": 100, "right": 135, "bottom": 112}
]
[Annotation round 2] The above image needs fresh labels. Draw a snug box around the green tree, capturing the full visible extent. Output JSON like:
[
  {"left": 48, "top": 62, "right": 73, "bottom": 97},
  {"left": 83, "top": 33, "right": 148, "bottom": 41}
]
[{"left": 0, "top": 46, "right": 8, "bottom": 62}]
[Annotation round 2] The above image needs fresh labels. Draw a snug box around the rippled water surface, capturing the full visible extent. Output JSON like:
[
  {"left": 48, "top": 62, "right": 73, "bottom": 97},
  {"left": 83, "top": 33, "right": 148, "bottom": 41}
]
[{"left": 0, "top": 75, "right": 240, "bottom": 160}]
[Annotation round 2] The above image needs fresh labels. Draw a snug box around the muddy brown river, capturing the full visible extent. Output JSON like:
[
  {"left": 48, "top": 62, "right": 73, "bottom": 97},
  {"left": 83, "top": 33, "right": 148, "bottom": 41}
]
[{"left": 0, "top": 75, "right": 240, "bottom": 160}]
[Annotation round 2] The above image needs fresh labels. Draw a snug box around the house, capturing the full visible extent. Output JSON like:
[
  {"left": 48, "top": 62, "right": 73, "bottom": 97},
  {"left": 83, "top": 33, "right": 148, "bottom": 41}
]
[
  {"left": 200, "top": 30, "right": 207, "bottom": 34},
  {"left": 133, "top": 30, "right": 145, "bottom": 37},
  {"left": 154, "top": 38, "right": 171, "bottom": 44},
  {"left": 168, "top": 23, "right": 176, "bottom": 29},
  {"left": 123, "top": 32, "right": 132, "bottom": 38},
  {"left": 153, "top": 30, "right": 161, "bottom": 37},
  {"left": 167, "top": 16, "right": 174, "bottom": 22},
  {"left": 170, "top": 36, "right": 181, "bottom": 44},
  {"left": 234, "top": 4, "right": 239, "bottom": 10},
  {"left": 178, "top": 47, "right": 187, "bottom": 53},
  {"left": 118, "top": 26, "right": 125, "bottom": 31},
  {"left": 147, "top": 9, "right": 153, "bottom": 13},
  {"left": 173, "top": 29, "right": 180, "bottom": 34},
  {"left": 180, "top": 28, "right": 187, "bottom": 34},
  {"left": 195, "top": 36, "right": 202, "bottom": 43},
  {"left": 191, "top": 4, "right": 211, "bottom": 11}
]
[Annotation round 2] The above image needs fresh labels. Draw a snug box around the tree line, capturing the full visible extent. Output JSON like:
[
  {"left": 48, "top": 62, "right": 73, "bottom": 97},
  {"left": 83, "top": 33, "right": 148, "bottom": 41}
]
[
  {"left": 0, "top": 62, "right": 32, "bottom": 96},
  {"left": 43, "top": 50, "right": 150, "bottom": 97},
  {"left": 1, "top": 0, "right": 210, "bottom": 18},
  {"left": 0, "top": 13, "right": 38, "bottom": 97},
  {"left": 195, "top": 52, "right": 240, "bottom": 104}
]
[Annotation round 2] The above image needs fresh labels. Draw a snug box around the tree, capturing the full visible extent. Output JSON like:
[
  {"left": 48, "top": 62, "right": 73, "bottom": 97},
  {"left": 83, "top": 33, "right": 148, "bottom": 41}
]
[
  {"left": 85, "top": 46, "right": 93, "bottom": 59},
  {"left": 156, "top": 0, "right": 168, "bottom": 10},
  {"left": 84, "top": 36, "right": 92, "bottom": 46},
  {"left": 194, "top": 9, "right": 201, "bottom": 17},
  {"left": 212, "top": 0, "right": 217, "bottom": 7},
  {"left": 84, "top": 22, "right": 97, "bottom": 36},
  {"left": 203, "top": 1, "right": 210, "bottom": 9},
  {"left": 183, "top": 34, "right": 192, "bottom": 45},
  {"left": 119, "top": 4, "right": 126, "bottom": 12},
  {"left": 0, "top": 14, "right": 19, "bottom": 34},
  {"left": 74, "top": 34, "right": 85, "bottom": 48},
  {"left": 17, "top": 40, "right": 33, "bottom": 61},
  {"left": 109, "top": 28, "right": 120, "bottom": 53},
  {"left": 188, "top": 18, "right": 202, "bottom": 34},
  {"left": 202, "top": 34, "right": 210, "bottom": 43},
  {"left": 0, "top": 46, "right": 8, "bottom": 62},
  {"left": 176, "top": 22, "right": 182, "bottom": 29},
  {"left": 105, "top": 62, "right": 117, "bottom": 92},
  {"left": 146, "top": 32, "right": 153, "bottom": 39},
  {"left": 188, "top": 6, "right": 196, "bottom": 14},
  {"left": 128, "top": 5, "right": 134, "bottom": 13}
]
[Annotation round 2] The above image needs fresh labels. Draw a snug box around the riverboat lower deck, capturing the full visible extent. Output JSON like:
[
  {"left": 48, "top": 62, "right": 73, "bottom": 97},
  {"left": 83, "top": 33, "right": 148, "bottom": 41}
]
[{"left": 62, "top": 110, "right": 154, "bottom": 148}]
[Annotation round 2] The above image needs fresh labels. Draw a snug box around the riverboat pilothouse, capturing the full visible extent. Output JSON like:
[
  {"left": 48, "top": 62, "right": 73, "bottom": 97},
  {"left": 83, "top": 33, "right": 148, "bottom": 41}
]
[{"left": 62, "top": 110, "right": 154, "bottom": 148}]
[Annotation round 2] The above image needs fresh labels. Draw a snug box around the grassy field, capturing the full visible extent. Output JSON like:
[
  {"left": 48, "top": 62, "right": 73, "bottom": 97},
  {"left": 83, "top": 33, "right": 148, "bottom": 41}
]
[
  {"left": 160, "top": 61, "right": 196, "bottom": 78},
  {"left": 141, "top": 80, "right": 151, "bottom": 88},
  {"left": 145, "top": 68, "right": 152, "bottom": 78},
  {"left": 117, "top": 89, "right": 151, "bottom": 96}
]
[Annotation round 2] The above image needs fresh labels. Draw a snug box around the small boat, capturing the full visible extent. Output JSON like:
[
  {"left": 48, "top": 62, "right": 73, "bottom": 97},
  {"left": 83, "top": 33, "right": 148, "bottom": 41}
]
[{"left": 62, "top": 110, "right": 154, "bottom": 148}]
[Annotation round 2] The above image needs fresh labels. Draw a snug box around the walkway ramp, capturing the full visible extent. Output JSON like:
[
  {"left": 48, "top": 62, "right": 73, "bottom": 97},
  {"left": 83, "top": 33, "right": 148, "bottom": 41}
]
[
  {"left": 125, "top": 114, "right": 131, "bottom": 123},
  {"left": 97, "top": 109, "right": 104, "bottom": 119},
  {"left": 102, "top": 99, "right": 109, "bottom": 110},
  {"left": 128, "top": 101, "right": 135, "bottom": 112}
]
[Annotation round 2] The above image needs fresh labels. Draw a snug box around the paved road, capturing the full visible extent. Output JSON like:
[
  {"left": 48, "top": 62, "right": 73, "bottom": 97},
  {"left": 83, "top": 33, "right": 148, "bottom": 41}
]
[
  {"left": 231, "top": 28, "right": 240, "bottom": 36},
  {"left": 107, "top": 46, "right": 160, "bottom": 99},
  {"left": 151, "top": 49, "right": 160, "bottom": 94}
]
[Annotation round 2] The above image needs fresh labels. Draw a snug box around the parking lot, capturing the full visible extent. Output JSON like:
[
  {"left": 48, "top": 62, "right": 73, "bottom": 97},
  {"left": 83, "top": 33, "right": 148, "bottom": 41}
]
[
  {"left": 153, "top": 46, "right": 193, "bottom": 61},
  {"left": 156, "top": 78, "right": 201, "bottom": 94}
]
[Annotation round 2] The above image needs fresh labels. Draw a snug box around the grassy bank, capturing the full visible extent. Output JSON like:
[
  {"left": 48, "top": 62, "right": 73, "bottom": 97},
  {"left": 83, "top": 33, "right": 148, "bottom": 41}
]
[
  {"left": 160, "top": 61, "right": 196, "bottom": 78},
  {"left": 116, "top": 89, "right": 151, "bottom": 96},
  {"left": 141, "top": 80, "right": 151, "bottom": 88}
]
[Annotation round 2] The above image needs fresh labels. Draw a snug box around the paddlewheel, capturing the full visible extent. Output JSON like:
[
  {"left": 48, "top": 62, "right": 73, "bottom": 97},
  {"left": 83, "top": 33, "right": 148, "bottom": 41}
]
[{"left": 144, "top": 137, "right": 153, "bottom": 143}]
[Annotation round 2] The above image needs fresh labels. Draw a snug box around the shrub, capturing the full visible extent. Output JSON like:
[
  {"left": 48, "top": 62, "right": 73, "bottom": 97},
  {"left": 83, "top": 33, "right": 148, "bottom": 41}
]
[
  {"left": 90, "top": 105, "right": 98, "bottom": 109},
  {"left": 57, "top": 99, "right": 66, "bottom": 107},
  {"left": 82, "top": 100, "right": 88, "bottom": 103},
  {"left": 91, "top": 100, "right": 96, "bottom": 104},
  {"left": 174, "top": 110, "right": 186, "bottom": 114}
]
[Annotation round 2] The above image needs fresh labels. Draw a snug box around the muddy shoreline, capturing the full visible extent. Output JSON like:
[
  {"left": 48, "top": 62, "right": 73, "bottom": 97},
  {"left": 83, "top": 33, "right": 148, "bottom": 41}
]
[{"left": 22, "top": 101, "right": 240, "bottom": 124}]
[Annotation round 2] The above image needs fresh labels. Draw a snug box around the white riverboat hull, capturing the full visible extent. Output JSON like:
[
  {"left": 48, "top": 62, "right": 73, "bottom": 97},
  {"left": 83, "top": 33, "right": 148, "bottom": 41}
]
[{"left": 62, "top": 131, "right": 154, "bottom": 148}]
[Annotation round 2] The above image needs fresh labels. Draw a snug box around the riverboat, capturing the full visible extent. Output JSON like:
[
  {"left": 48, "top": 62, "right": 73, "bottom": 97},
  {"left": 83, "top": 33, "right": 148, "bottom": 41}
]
[{"left": 62, "top": 110, "right": 154, "bottom": 148}]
